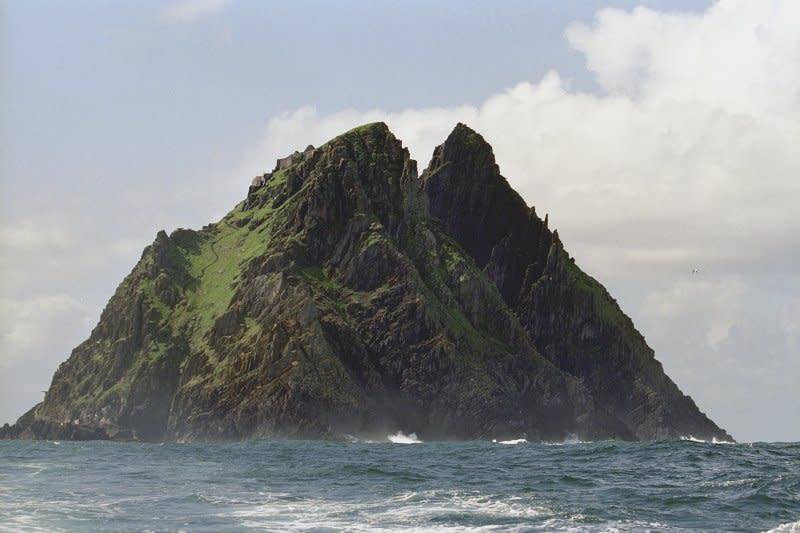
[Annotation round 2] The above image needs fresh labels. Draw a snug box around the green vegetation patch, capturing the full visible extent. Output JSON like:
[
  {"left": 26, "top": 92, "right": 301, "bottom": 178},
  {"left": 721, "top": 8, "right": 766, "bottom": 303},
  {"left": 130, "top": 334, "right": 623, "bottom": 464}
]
[
  {"left": 564, "top": 256, "right": 640, "bottom": 338},
  {"left": 300, "top": 265, "right": 354, "bottom": 315}
]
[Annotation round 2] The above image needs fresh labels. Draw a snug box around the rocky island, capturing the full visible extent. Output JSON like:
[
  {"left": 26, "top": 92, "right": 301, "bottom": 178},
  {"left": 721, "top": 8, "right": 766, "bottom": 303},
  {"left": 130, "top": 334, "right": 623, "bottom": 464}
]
[{"left": 1, "top": 123, "right": 732, "bottom": 442}]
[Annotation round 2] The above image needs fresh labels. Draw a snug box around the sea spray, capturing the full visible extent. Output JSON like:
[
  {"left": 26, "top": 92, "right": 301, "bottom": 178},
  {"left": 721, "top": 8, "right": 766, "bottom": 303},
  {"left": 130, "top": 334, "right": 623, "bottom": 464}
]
[{"left": 387, "top": 431, "right": 422, "bottom": 444}]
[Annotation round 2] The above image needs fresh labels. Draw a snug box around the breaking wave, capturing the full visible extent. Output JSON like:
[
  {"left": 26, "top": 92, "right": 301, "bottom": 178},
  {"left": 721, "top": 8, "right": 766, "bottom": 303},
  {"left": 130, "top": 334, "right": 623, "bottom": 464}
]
[
  {"left": 765, "top": 520, "right": 800, "bottom": 533},
  {"left": 493, "top": 438, "right": 528, "bottom": 445},
  {"left": 225, "top": 489, "right": 551, "bottom": 531},
  {"left": 680, "top": 435, "right": 736, "bottom": 444},
  {"left": 387, "top": 431, "right": 422, "bottom": 444}
]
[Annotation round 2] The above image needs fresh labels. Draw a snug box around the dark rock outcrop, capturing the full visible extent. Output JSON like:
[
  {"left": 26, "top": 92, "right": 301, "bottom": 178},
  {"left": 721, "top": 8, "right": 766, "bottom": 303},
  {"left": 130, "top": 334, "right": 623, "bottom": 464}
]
[
  {"left": 422, "top": 123, "right": 731, "bottom": 441},
  {"left": 3, "top": 122, "right": 729, "bottom": 442}
]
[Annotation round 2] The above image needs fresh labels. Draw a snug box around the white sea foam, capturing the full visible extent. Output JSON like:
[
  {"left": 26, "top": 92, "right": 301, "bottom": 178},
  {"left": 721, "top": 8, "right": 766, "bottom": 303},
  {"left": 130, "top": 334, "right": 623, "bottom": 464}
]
[
  {"left": 387, "top": 431, "right": 422, "bottom": 444},
  {"left": 538, "top": 517, "right": 670, "bottom": 532},
  {"left": 680, "top": 435, "right": 736, "bottom": 445},
  {"left": 542, "top": 434, "right": 590, "bottom": 446},
  {"left": 765, "top": 520, "right": 800, "bottom": 533},
  {"left": 700, "top": 477, "right": 757, "bottom": 488},
  {"left": 493, "top": 438, "right": 528, "bottom": 445},
  {"left": 226, "top": 489, "right": 550, "bottom": 531},
  {"left": 340, "top": 434, "right": 379, "bottom": 444},
  {"left": 222, "top": 489, "right": 683, "bottom": 532}
]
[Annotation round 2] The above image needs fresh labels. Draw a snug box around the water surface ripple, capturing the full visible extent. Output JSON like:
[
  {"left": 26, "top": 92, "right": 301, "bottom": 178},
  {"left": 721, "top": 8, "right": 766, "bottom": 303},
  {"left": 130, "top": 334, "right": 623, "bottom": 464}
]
[{"left": 1, "top": 439, "right": 798, "bottom": 532}]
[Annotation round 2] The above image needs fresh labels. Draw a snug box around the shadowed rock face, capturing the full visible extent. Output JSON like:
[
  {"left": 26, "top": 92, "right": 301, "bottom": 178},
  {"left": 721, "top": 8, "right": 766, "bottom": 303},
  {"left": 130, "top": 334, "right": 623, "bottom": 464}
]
[
  {"left": 422, "top": 123, "right": 732, "bottom": 442},
  {"left": 2, "top": 122, "right": 729, "bottom": 443}
]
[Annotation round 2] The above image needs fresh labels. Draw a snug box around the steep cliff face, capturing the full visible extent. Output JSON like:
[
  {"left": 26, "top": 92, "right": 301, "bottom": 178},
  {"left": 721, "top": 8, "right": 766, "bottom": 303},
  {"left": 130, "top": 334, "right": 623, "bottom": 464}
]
[
  {"left": 4, "top": 123, "right": 643, "bottom": 442},
  {"left": 422, "top": 124, "right": 731, "bottom": 441}
]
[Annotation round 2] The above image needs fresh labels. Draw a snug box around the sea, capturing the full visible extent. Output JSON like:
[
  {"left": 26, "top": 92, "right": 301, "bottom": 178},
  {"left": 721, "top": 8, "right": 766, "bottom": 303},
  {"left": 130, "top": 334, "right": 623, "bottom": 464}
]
[{"left": 0, "top": 435, "right": 797, "bottom": 532}]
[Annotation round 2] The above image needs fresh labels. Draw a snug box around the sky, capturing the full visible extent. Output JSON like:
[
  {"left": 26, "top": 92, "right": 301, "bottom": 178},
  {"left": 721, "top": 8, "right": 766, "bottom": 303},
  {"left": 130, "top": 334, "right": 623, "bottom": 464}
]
[{"left": 1, "top": 0, "right": 798, "bottom": 442}]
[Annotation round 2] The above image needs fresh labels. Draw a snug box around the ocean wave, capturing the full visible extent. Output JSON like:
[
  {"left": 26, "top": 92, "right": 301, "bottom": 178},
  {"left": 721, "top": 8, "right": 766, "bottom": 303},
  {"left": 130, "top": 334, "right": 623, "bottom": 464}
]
[
  {"left": 542, "top": 434, "right": 590, "bottom": 446},
  {"left": 700, "top": 477, "right": 757, "bottom": 488},
  {"left": 340, "top": 432, "right": 422, "bottom": 444},
  {"left": 387, "top": 431, "right": 422, "bottom": 444},
  {"left": 680, "top": 435, "right": 736, "bottom": 445},
  {"left": 765, "top": 520, "right": 800, "bottom": 533},
  {"left": 1, "top": 439, "right": 796, "bottom": 532},
  {"left": 492, "top": 438, "right": 528, "bottom": 445},
  {"left": 341, "top": 434, "right": 378, "bottom": 444},
  {"left": 226, "top": 489, "right": 551, "bottom": 530},
  {"left": 222, "top": 490, "right": 684, "bottom": 532}
]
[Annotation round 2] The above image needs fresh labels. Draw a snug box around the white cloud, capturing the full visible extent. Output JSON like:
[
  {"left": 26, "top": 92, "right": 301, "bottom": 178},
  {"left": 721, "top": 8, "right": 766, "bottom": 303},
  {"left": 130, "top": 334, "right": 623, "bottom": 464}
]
[
  {"left": 640, "top": 276, "right": 747, "bottom": 349},
  {"left": 0, "top": 223, "right": 78, "bottom": 252},
  {"left": 637, "top": 276, "right": 799, "bottom": 442},
  {"left": 0, "top": 294, "right": 97, "bottom": 425},
  {"left": 783, "top": 297, "right": 800, "bottom": 341},
  {"left": 161, "top": 0, "right": 231, "bottom": 24},
  {"left": 0, "top": 294, "right": 93, "bottom": 369},
  {"left": 566, "top": 3, "right": 800, "bottom": 116}
]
